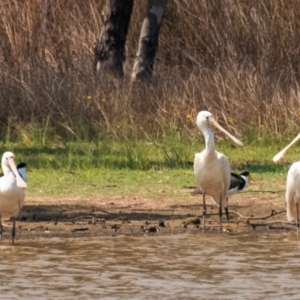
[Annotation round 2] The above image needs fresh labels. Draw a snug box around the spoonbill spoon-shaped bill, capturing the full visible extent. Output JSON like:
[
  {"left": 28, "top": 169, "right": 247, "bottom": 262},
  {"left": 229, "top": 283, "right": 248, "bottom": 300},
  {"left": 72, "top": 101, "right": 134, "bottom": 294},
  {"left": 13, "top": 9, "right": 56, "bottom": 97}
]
[
  {"left": 210, "top": 118, "right": 244, "bottom": 147},
  {"left": 0, "top": 151, "right": 27, "bottom": 244},
  {"left": 0, "top": 162, "right": 27, "bottom": 182},
  {"left": 273, "top": 133, "right": 300, "bottom": 162},
  {"left": 194, "top": 110, "right": 243, "bottom": 233}
]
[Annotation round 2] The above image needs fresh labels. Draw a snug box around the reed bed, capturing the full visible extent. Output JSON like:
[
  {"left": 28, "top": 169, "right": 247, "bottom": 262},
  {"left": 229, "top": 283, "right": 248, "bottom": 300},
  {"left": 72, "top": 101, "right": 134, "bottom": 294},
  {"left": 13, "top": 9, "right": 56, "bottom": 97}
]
[{"left": 1, "top": 0, "right": 300, "bottom": 146}]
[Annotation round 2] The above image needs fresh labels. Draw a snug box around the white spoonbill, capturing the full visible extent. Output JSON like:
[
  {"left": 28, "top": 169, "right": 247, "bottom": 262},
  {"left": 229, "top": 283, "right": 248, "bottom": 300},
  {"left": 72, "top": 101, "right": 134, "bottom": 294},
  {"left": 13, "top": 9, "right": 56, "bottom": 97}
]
[
  {"left": 273, "top": 133, "right": 300, "bottom": 236},
  {"left": 194, "top": 111, "right": 243, "bottom": 232},
  {"left": 0, "top": 151, "right": 27, "bottom": 244}
]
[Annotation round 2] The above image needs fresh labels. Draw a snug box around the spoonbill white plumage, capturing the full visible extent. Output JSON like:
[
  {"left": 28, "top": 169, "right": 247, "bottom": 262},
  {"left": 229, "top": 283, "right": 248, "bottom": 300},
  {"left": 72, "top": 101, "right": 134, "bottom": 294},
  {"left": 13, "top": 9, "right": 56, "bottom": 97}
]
[
  {"left": 191, "top": 171, "right": 251, "bottom": 197},
  {"left": 194, "top": 111, "right": 243, "bottom": 232},
  {"left": 273, "top": 133, "right": 300, "bottom": 236},
  {"left": 0, "top": 152, "right": 27, "bottom": 244}
]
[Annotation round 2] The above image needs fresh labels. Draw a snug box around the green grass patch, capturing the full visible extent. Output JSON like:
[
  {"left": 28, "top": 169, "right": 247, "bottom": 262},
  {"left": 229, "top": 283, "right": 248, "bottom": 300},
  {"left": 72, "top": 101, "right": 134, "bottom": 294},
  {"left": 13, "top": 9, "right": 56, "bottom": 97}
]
[
  {"left": 0, "top": 131, "right": 297, "bottom": 198},
  {"left": 28, "top": 168, "right": 195, "bottom": 199}
]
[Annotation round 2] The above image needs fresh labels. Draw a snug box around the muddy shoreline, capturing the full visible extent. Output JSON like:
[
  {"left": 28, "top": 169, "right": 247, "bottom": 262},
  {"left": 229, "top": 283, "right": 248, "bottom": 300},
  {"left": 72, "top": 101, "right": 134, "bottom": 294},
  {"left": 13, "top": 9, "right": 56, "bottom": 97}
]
[{"left": 0, "top": 192, "right": 293, "bottom": 242}]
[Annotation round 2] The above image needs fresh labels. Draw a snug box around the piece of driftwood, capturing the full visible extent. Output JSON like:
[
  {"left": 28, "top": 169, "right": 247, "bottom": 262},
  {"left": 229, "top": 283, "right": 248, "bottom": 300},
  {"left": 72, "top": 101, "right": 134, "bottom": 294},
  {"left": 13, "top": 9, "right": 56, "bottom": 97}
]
[
  {"left": 199, "top": 209, "right": 285, "bottom": 221},
  {"left": 71, "top": 228, "right": 89, "bottom": 233},
  {"left": 191, "top": 206, "right": 299, "bottom": 232},
  {"left": 246, "top": 209, "right": 286, "bottom": 220},
  {"left": 193, "top": 209, "right": 293, "bottom": 230}
]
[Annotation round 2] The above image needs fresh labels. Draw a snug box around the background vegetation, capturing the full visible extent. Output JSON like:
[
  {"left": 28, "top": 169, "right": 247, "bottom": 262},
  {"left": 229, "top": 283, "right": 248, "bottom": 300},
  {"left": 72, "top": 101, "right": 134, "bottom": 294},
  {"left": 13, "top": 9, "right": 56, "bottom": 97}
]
[{"left": 1, "top": 0, "right": 300, "bottom": 174}]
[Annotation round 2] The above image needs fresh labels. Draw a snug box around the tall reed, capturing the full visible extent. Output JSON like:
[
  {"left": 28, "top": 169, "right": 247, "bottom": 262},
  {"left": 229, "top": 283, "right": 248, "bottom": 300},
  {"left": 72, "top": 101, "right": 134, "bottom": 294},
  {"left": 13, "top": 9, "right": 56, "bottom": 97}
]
[{"left": 0, "top": 0, "right": 300, "bottom": 144}]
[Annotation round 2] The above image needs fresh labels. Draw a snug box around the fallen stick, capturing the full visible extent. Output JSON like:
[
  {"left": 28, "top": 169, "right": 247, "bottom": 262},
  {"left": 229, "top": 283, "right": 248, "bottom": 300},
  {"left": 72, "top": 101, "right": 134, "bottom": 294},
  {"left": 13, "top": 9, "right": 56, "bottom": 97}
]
[{"left": 246, "top": 209, "right": 286, "bottom": 221}]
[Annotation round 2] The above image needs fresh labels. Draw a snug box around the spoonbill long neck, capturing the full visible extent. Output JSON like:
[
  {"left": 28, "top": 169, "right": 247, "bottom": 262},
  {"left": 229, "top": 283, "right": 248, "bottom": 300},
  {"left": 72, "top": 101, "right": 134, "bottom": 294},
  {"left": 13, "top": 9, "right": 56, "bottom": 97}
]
[{"left": 202, "top": 127, "right": 215, "bottom": 152}]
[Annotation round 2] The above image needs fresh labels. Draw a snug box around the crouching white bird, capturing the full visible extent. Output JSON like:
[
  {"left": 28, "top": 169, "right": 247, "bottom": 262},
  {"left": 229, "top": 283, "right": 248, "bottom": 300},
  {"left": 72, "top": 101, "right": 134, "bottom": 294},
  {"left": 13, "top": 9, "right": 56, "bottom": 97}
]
[
  {"left": 273, "top": 133, "right": 300, "bottom": 236},
  {"left": 194, "top": 111, "right": 243, "bottom": 233},
  {"left": 0, "top": 151, "right": 27, "bottom": 244}
]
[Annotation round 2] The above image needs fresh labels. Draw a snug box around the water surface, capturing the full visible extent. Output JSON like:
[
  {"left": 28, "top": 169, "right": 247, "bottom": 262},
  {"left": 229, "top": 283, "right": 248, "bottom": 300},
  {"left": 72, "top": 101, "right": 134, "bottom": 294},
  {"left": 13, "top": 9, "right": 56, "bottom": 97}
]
[{"left": 0, "top": 231, "right": 299, "bottom": 299}]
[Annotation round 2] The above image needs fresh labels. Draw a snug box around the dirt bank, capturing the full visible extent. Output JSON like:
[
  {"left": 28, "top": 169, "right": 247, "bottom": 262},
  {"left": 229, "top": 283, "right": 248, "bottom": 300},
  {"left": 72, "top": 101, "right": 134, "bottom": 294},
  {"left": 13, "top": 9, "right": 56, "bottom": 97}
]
[{"left": 0, "top": 190, "right": 293, "bottom": 242}]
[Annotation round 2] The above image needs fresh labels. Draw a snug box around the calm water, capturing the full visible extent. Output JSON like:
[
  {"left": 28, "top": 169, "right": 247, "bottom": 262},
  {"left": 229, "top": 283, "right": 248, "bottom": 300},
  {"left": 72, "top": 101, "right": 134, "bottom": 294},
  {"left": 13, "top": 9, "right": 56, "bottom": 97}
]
[{"left": 0, "top": 231, "right": 300, "bottom": 299}]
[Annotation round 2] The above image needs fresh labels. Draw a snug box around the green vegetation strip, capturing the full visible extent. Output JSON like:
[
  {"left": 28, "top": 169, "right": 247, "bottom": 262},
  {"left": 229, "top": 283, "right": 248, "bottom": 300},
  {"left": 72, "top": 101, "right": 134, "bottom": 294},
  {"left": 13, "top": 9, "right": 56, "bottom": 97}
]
[{"left": 0, "top": 137, "right": 296, "bottom": 198}]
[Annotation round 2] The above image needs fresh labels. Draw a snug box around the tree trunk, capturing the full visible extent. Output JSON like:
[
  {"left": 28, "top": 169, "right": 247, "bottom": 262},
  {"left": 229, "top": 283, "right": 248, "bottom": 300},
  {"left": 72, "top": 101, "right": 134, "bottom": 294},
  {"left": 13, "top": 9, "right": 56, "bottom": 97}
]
[
  {"left": 94, "top": 0, "right": 134, "bottom": 79},
  {"left": 131, "top": 0, "right": 167, "bottom": 81}
]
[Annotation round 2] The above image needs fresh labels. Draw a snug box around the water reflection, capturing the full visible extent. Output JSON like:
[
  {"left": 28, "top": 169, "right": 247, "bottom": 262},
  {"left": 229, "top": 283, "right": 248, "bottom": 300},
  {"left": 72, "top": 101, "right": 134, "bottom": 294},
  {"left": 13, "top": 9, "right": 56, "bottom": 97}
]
[{"left": 1, "top": 232, "right": 300, "bottom": 299}]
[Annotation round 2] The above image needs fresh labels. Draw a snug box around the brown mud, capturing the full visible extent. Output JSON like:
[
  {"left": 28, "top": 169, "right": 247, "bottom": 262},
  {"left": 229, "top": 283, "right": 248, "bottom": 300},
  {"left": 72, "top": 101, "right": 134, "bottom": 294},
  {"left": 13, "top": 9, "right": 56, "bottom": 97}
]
[{"left": 0, "top": 191, "right": 294, "bottom": 242}]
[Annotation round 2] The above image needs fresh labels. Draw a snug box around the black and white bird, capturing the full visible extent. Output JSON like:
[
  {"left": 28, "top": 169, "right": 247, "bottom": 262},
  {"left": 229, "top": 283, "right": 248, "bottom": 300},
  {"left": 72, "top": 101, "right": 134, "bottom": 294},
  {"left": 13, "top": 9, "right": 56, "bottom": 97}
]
[
  {"left": 227, "top": 171, "right": 251, "bottom": 196},
  {"left": 0, "top": 152, "right": 27, "bottom": 244}
]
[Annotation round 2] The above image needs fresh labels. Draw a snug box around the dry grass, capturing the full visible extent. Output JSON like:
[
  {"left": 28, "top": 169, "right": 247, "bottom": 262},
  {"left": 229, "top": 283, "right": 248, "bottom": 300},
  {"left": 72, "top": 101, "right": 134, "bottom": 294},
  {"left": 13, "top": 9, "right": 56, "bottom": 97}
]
[{"left": 1, "top": 0, "right": 300, "bottom": 142}]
